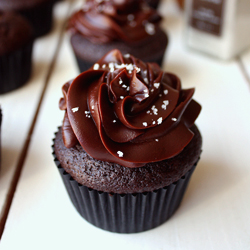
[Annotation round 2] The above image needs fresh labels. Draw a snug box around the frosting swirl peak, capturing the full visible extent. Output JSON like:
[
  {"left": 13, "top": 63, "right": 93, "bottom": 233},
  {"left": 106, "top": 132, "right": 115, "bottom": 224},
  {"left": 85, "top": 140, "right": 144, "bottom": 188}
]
[
  {"left": 59, "top": 50, "right": 201, "bottom": 168},
  {"left": 68, "top": 0, "right": 162, "bottom": 44}
]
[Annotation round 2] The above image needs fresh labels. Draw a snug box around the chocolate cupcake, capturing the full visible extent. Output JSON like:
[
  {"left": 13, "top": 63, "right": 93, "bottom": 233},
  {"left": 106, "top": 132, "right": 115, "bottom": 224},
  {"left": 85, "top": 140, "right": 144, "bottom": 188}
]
[
  {"left": 0, "top": 0, "right": 54, "bottom": 37},
  {"left": 0, "top": 11, "right": 34, "bottom": 94},
  {"left": 52, "top": 49, "right": 202, "bottom": 233},
  {"left": 146, "top": 0, "right": 160, "bottom": 9},
  {"left": 68, "top": 0, "right": 168, "bottom": 72}
]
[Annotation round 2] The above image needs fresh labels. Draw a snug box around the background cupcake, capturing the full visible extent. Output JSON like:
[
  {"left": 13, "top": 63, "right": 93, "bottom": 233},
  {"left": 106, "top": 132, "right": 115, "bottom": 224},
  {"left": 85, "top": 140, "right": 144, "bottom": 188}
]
[
  {"left": 0, "top": 0, "right": 54, "bottom": 37},
  {"left": 68, "top": 0, "right": 168, "bottom": 72},
  {"left": 52, "top": 49, "right": 202, "bottom": 233},
  {"left": 0, "top": 11, "right": 34, "bottom": 94},
  {"left": 146, "top": 0, "right": 160, "bottom": 9}
]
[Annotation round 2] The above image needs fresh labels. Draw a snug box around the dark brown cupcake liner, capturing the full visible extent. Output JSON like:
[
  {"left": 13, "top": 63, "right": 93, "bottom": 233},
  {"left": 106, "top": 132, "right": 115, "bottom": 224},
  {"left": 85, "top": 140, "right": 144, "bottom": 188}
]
[
  {"left": 146, "top": 0, "right": 160, "bottom": 9},
  {"left": 52, "top": 139, "right": 198, "bottom": 233},
  {"left": 0, "top": 40, "right": 33, "bottom": 94},
  {"left": 19, "top": 1, "right": 54, "bottom": 37},
  {"left": 75, "top": 56, "right": 94, "bottom": 73}
]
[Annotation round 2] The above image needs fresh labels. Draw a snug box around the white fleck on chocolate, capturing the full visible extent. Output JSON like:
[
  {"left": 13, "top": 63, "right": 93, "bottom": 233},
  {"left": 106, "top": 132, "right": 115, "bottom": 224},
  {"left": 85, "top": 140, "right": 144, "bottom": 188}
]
[
  {"left": 157, "top": 117, "right": 163, "bottom": 124},
  {"left": 145, "top": 23, "right": 155, "bottom": 35},
  {"left": 72, "top": 107, "right": 79, "bottom": 113},
  {"left": 164, "top": 89, "right": 168, "bottom": 95},
  {"left": 151, "top": 105, "right": 158, "bottom": 115},
  {"left": 113, "top": 120, "right": 116, "bottom": 123},
  {"left": 85, "top": 110, "right": 91, "bottom": 118},
  {"left": 142, "top": 122, "right": 147, "bottom": 127},
  {"left": 117, "top": 151, "right": 124, "bottom": 157},
  {"left": 124, "top": 54, "right": 130, "bottom": 58},
  {"left": 172, "top": 117, "right": 177, "bottom": 121},
  {"left": 154, "top": 82, "right": 160, "bottom": 89},
  {"left": 161, "top": 100, "right": 169, "bottom": 110},
  {"left": 93, "top": 63, "right": 99, "bottom": 70},
  {"left": 119, "top": 78, "right": 123, "bottom": 84},
  {"left": 155, "top": 139, "right": 159, "bottom": 142},
  {"left": 120, "top": 96, "right": 124, "bottom": 99}
]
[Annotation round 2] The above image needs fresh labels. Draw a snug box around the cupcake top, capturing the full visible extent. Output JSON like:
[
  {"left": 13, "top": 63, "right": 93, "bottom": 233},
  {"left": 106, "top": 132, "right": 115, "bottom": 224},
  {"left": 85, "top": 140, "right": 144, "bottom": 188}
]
[
  {"left": 0, "top": 11, "right": 33, "bottom": 55},
  {"left": 59, "top": 49, "right": 201, "bottom": 168},
  {"left": 68, "top": 0, "right": 163, "bottom": 44},
  {"left": 0, "top": 0, "right": 50, "bottom": 10}
]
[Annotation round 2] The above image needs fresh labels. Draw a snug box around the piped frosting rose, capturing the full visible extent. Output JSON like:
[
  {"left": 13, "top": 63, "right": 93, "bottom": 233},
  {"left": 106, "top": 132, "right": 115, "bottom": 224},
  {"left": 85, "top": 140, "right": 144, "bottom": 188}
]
[
  {"left": 68, "top": 0, "right": 162, "bottom": 44},
  {"left": 59, "top": 49, "right": 201, "bottom": 168}
]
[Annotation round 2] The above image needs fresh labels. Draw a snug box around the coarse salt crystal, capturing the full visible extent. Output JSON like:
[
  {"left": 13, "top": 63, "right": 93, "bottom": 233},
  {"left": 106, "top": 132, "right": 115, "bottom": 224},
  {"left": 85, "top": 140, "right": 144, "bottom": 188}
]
[
  {"left": 157, "top": 117, "right": 163, "bottom": 124},
  {"left": 72, "top": 107, "right": 79, "bottom": 113},
  {"left": 117, "top": 151, "right": 123, "bottom": 157},
  {"left": 93, "top": 63, "right": 99, "bottom": 70}
]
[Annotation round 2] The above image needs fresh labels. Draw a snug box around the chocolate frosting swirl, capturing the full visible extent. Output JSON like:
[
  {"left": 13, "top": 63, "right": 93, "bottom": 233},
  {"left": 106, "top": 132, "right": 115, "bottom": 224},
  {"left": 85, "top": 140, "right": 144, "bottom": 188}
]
[
  {"left": 68, "top": 0, "right": 162, "bottom": 44},
  {"left": 59, "top": 49, "right": 201, "bottom": 168}
]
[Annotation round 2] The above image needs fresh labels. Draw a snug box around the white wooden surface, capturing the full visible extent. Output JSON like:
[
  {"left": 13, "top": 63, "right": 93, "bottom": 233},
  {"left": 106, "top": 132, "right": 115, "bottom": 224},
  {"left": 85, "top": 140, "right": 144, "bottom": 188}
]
[{"left": 0, "top": 0, "right": 250, "bottom": 249}]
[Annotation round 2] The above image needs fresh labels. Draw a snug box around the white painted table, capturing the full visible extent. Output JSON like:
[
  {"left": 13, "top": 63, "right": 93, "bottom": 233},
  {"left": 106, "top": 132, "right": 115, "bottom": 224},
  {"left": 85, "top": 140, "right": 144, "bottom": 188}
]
[{"left": 0, "top": 0, "right": 250, "bottom": 249}]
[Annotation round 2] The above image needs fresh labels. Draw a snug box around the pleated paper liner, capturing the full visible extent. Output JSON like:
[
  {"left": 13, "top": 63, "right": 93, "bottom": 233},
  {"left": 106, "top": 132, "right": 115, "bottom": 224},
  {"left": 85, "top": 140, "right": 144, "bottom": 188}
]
[
  {"left": 52, "top": 141, "right": 198, "bottom": 233},
  {"left": 0, "top": 40, "right": 33, "bottom": 94}
]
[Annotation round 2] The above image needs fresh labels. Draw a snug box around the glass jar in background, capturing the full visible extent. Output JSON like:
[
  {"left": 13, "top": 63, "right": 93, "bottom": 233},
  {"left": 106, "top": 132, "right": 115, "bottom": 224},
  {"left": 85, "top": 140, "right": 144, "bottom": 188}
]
[{"left": 184, "top": 0, "right": 250, "bottom": 60}]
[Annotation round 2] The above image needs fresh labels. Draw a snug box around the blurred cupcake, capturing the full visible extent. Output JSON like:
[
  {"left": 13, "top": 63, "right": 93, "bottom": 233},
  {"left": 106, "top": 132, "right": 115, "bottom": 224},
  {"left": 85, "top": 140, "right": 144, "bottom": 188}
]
[
  {"left": 68, "top": 0, "right": 168, "bottom": 72},
  {"left": 52, "top": 49, "right": 202, "bottom": 233},
  {"left": 0, "top": 11, "right": 34, "bottom": 94},
  {"left": 146, "top": 0, "right": 160, "bottom": 9},
  {"left": 0, "top": 0, "right": 54, "bottom": 37},
  {"left": 0, "top": 107, "right": 2, "bottom": 170}
]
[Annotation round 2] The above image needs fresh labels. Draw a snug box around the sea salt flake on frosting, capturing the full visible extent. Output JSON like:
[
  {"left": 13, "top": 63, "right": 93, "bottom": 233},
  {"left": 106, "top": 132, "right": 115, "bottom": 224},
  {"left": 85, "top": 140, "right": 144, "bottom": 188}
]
[
  {"left": 93, "top": 63, "right": 99, "bottom": 70},
  {"left": 142, "top": 122, "right": 147, "bottom": 127},
  {"left": 157, "top": 117, "right": 163, "bottom": 124},
  {"left": 145, "top": 23, "right": 155, "bottom": 35},
  {"left": 154, "top": 83, "right": 160, "bottom": 89},
  {"left": 161, "top": 100, "right": 169, "bottom": 110},
  {"left": 117, "top": 151, "right": 123, "bottom": 157},
  {"left": 145, "top": 93, "right": 149, "bottom": 98},
  {"left": 151, "top": 105, "right": 158, "bottom": 115},
  {"left": 164, "top": 89, "right": 168, "bottom": 95},
  {"left": 119, "top": 78, "right": 123, "bottom": 84},
  {"left": 122, "top": 84, "right": 127, "bottom": 88},
  {"left": 72, "top": 107, "right": 79, "bottom": 113}
]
